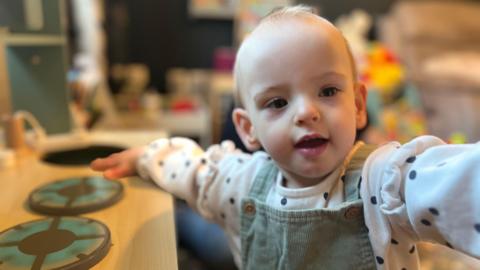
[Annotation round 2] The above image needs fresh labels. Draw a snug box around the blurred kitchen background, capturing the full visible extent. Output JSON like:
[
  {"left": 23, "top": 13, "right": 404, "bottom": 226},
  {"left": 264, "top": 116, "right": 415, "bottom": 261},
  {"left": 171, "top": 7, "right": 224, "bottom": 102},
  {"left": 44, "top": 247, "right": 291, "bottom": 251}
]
[{"left": 1, "top": 0, "right": 480, "bottom": 269}]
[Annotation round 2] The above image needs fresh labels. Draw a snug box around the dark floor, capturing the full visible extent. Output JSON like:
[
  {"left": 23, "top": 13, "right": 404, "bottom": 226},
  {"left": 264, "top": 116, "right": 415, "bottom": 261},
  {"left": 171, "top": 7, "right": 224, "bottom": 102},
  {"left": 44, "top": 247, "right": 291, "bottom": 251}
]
[{"left": 178, "top": 247, "right": 208, "bottom": 270}]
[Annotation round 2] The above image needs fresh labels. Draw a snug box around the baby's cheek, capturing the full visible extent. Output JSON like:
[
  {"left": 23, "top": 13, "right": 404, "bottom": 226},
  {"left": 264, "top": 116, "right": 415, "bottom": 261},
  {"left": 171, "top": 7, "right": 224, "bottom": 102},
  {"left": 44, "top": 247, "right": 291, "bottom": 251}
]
[{"left": 262, "top": 131, "right": 289, "bottom": 158}]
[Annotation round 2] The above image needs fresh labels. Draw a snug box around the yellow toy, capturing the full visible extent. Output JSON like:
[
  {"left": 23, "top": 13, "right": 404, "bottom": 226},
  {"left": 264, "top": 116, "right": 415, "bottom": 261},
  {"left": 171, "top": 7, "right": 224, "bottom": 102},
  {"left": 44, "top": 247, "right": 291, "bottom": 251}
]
[{"left": 360, "top": 43, "right": 404, "bottom": 102}]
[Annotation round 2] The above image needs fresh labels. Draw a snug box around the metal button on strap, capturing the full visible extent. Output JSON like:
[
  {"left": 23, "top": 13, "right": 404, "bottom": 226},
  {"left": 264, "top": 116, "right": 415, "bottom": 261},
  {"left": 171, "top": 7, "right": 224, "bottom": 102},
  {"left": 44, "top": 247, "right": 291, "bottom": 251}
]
[
  {"left": 344, "top": 206, "right": 362, "bottom": 220},
  {"left": 243, "top": 202, "right": 256, "bottom": 215}
]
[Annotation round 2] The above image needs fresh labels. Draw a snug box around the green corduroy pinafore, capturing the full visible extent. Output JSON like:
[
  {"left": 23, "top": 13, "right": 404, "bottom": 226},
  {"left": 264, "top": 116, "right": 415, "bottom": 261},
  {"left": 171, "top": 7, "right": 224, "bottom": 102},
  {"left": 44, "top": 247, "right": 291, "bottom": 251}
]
[{"left": 240, "top": 144, "right": 377, "bottom": 270}]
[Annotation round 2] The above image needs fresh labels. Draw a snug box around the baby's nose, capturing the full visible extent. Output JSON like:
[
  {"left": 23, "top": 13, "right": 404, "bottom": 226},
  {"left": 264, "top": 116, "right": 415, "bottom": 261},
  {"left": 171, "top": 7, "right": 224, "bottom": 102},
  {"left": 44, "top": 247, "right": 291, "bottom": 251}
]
[{"left": 293, "top": 99, "right": 320, "bottom": 125}]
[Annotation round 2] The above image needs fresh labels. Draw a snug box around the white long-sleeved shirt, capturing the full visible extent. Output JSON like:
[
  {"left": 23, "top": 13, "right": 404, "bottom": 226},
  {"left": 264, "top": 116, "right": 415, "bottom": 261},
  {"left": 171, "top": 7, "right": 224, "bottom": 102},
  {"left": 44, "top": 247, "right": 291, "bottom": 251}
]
[{"left": 136, "top": 135, "right": 480, "bottom": 269}]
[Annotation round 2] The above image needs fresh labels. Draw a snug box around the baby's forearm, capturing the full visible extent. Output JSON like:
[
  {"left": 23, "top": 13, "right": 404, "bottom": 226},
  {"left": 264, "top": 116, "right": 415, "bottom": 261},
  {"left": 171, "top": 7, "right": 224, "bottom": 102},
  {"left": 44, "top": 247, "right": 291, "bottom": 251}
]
[{"left": 136, "top": 137, "right": 260, "bottom": 224}]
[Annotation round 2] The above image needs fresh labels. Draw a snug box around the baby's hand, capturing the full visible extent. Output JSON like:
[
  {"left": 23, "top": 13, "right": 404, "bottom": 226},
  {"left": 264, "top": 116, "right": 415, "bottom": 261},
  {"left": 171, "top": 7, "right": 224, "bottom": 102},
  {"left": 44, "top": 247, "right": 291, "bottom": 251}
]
[{"left": 90, "top": 147, "right": 145, "bottom": 179}]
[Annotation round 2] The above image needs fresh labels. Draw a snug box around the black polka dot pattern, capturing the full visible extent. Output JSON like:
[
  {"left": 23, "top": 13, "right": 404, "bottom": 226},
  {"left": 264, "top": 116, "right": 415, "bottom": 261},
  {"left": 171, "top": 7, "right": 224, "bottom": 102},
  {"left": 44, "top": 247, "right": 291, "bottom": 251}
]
[
  {"left": 474, "top": 224, "right": 480, "bottom": 233},
  {"left": 421, "top": 219, "right": 431, "bottom": 226},
  {"left": 142, "top": 138, "right": 457, "bottom": 270},
  {"left": 429, "top": 208, "right": 439, "bottom": 216},
  {"left": 409, "top": 170, "right": 417, "bottom": 180},
  {"left": 406, "top": 156, "right": 416, "bottom": 163}
]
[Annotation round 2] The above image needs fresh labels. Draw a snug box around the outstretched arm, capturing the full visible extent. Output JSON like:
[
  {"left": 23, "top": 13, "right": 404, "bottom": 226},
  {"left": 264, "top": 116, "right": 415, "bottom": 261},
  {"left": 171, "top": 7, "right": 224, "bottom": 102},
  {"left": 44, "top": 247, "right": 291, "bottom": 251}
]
[
  {"left": 93, "top": 137, "right": 261, "bottom": 224},
  {"left": 362, "top": 135, "right": 480, "bottom": 268}
]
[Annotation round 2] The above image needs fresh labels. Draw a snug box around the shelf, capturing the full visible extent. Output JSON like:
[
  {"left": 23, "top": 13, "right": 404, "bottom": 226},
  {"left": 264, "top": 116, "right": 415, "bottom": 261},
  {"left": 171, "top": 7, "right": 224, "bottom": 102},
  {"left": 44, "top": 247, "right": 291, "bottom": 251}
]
[{"left": 0, "top": 34, "right": 66, "bottom": 46}]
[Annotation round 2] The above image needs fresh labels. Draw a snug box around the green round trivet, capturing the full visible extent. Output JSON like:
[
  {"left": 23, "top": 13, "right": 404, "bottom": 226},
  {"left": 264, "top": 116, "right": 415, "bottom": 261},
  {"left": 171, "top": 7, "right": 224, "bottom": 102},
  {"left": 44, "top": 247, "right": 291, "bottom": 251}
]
[
  {"left": 0, "top": 216, "right": 111, "bottom": 269},
  {"left": 29, "top": 176, "right": 123, "bottom": 215}
]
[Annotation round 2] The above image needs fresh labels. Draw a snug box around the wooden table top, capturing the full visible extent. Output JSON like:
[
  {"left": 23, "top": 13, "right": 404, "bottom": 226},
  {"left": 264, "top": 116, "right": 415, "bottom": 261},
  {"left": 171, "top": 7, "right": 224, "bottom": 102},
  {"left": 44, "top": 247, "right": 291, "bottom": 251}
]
[{"left": 0, "top": 130, "right": 178, "bottom": 270}]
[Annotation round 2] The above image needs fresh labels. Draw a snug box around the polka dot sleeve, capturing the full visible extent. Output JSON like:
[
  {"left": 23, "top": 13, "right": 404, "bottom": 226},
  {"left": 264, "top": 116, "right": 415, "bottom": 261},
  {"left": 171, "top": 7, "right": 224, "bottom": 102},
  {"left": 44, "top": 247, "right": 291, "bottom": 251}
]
[
  {"left": 135, "top": 137, "right": 260, "bottom": 224},
  {"left": 136, "top": 137, "right": 207, "bottom": 206},
  {"left": 362, "top": 135, "right": 480, "bottom": 269},
  {"left": 402, "top": 137, "right": 480, "bottom": 258}
]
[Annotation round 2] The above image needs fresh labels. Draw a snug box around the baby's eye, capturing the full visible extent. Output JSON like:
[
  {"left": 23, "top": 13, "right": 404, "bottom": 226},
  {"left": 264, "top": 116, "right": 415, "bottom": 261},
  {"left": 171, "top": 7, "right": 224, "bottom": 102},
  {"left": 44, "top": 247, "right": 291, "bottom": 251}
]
[
  {"left": 319, "top": 87, "right": 340, "bottom": 97},
  {"left": 265, "top": 98, "right": 288, "bottom": 109}
]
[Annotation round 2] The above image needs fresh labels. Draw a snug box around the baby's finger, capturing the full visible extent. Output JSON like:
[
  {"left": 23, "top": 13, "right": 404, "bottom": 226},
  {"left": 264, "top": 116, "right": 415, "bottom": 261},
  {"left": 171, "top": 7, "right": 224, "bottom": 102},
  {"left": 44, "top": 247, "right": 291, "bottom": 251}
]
[
  {"left": 90, "top": 156, "right": 119, "bottom": 171},
  {"left": 103, "top": 164, "right": 134, "bottom": 179}
]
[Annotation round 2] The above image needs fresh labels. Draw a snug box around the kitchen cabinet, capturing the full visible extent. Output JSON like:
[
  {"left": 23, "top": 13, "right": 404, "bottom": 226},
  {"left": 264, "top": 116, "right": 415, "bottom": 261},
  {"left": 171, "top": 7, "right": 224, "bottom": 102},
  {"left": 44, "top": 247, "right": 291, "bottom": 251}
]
[{"left": 0, "top": 0, "right": 71, "bottom": 134}]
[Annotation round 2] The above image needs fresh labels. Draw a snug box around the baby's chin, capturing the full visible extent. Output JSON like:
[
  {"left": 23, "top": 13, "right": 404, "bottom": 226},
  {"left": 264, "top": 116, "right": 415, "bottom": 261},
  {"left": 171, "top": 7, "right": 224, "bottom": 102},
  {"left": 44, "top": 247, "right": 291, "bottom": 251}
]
[{"left": 281, "top": 166, "right": 336, "bottom": 188}]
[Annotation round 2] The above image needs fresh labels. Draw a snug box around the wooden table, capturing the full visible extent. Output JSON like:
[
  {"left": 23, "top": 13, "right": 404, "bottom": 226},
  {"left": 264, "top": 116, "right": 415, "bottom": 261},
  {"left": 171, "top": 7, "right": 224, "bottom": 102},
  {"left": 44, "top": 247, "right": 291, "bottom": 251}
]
[{"left": 0, "top": 131, "right": 178, "bottom": 269}]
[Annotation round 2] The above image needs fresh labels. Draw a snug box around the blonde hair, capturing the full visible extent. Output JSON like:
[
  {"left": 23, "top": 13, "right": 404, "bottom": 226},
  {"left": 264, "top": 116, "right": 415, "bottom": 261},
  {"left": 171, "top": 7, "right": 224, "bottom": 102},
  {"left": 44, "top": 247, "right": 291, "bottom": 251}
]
[
  {"left": 233, "top": 5, "right": 358, "bottom": 108},
  {"left": 266, "top": 5, "right": 319, "bottom": 19}
]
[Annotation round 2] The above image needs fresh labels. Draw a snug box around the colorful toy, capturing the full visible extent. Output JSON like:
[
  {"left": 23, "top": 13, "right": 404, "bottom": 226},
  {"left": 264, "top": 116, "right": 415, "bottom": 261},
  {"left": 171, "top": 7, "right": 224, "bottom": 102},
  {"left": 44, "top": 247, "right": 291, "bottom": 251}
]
[
  {"left": 360, "top": 43, "right": 404, "bottom": 102},
  {"left": 359, "top": 43, "right": 428, "bottom": 143}
]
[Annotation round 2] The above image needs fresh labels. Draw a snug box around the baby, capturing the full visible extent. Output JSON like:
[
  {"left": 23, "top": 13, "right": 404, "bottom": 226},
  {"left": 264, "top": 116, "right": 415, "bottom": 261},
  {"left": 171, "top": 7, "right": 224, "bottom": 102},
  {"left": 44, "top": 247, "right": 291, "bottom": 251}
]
[{"left": 92, "top": 5, "right": 480, "bottom": 270}]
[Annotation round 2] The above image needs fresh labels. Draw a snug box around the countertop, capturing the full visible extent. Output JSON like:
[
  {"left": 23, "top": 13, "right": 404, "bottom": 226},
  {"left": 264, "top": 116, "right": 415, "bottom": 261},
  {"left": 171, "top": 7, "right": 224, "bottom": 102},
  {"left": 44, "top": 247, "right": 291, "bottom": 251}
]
[{"left": 0, "top": 130, "right": 178, "bottom": 269}]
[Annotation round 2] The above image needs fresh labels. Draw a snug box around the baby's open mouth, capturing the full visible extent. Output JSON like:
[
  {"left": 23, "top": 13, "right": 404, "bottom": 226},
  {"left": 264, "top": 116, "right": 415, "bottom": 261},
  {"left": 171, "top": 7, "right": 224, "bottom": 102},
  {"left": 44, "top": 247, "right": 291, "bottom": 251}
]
[
  {"left": 294, "top": 137, "right": 328, "bottom": 149},
  {"left": 294, "top": 135, "right": 328, "bottom": 157}
]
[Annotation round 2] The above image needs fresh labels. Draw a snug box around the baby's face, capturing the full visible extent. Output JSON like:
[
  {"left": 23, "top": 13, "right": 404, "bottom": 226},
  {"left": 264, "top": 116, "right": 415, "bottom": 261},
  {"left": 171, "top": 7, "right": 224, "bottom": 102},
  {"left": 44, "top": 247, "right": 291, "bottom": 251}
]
[{"left": 236, "top": 18, "right": 366, "bottom": 187}]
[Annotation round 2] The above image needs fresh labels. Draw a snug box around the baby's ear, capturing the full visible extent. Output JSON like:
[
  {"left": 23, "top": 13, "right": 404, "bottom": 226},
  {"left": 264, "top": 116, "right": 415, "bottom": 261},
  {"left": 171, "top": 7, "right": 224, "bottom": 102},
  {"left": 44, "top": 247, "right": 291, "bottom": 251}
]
[
  {"left": 354, "top": 82, "right": 368, "bottom": 129},
  {"left": 232, "top": 108, "right": 262, "bottom": 151}
]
